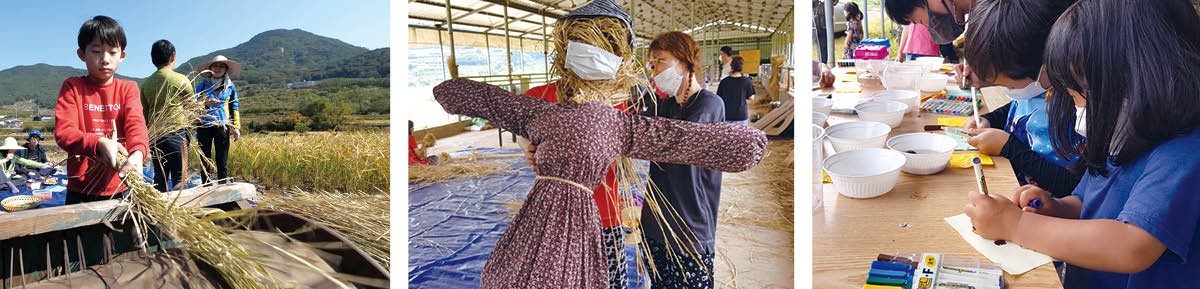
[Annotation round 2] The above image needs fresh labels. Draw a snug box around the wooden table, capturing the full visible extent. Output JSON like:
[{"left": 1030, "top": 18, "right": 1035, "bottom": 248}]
[{"left": 811, "top": 68, "right": 1063, "bottom": 288}]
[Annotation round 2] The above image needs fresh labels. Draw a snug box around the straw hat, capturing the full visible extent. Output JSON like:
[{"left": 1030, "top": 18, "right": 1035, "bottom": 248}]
[
  {"left": 0, "top": 137, "right": 25, "bottom": 151},
  {"left": 197, "top": 55, "right": 243, "bottom": 77}
]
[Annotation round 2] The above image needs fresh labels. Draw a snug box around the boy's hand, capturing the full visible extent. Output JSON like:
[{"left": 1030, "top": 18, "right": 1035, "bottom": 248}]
[
  {"left": 206, "top": 98, "right": 221, "bottom": 107},
  {"left": 118, "top": 151, "right": 144, "bottom": 178},
  {"left": 96, "top": 138, "right": 127, "bottom": 170},
  {"left": 966, "top": 128, "right": 1009, "bottom": 155},
  {"left": 1012, "top": 185, "right": 1061, "bottom": 216},
  {"left": 964, "top": 117, "right": 990, "bottom": 131},
  {"left": 954, "top": 63, "right": 973, "bottom": 88},
  {"left": 231, "top": 129, "right": 241, "bottom": 142},
  {"left": 964, "top": 190, "right": 1024, "bottom": 241}
]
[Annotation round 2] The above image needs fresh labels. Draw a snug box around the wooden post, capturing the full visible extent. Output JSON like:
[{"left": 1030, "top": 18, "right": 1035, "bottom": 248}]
[{"left": 445, "top": 0, "right": 459, "bottom": 78}]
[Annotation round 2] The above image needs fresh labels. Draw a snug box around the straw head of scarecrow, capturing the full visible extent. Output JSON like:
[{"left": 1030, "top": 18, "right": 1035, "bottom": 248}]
[{"left": 551, "top": 0, "right": 648, "bottom": 105}]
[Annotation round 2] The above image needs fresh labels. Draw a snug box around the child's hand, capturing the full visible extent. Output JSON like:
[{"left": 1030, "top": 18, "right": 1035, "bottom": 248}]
[
  {"left": 954, "top": 63, "right": 973, "bottom": 88},
  {"left": 517, "top": 137, "right": 538, "bottom": 173},
  {"left": 231, "top": 129, "right": 241, "bottom": 142},
  {"left": 96, "top": 138, "right": 127, "bottom": 170},
  {"left": 964, "top": 190, "right": 1024, "bottom": 241},
  {"left": 206, "top": 98, "right": 221, "bottom": 107},
  {"left": 966, "top": 128, "right": 1009, "bottom": 155},
  {"left": 963, "top": 117, "right": 990, "bottom": 131},
  {"left": 118, "top": 151, "right": 143, "bottom": 178},
  {"left": 1012, "top": 185, "right": 1061, "bottom": 215}
]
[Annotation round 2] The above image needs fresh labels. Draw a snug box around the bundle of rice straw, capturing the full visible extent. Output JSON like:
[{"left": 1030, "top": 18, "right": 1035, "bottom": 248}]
[
  {"left": 260, "top": 189, "right": 390, "bottom": 270},
  {"left": 116, "top": 71, "right": 279, "bottom": 288}
]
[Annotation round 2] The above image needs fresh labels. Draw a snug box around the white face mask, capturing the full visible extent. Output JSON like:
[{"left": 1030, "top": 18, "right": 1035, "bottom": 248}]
[
  {"left": 564, "top": 41, "right": 622, "bottom": 80},
  {"left": 653, "top": 65, "right": 686, "bottom": 97},
  {"left": 1074, "top": 106, "right": 1087, "bottom": 137},
  {"left": 1004, "top": 79, "right": 1048, "bottom": 101}
]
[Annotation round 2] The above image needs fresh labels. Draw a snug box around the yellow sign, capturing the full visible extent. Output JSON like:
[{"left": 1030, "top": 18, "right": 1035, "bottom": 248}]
[{"left": 739, "top": 50, "right": 760, "bottom": 74}]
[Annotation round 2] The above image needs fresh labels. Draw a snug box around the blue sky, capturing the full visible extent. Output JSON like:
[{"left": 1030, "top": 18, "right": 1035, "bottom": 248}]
[{"left": 0, "top": 0, "right": 389, "bottom": 77}]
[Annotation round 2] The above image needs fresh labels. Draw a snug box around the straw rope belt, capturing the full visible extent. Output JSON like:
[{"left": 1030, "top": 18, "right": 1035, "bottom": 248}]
[{"left": 535, "top": 175, "right": 593, "bottom": 194}]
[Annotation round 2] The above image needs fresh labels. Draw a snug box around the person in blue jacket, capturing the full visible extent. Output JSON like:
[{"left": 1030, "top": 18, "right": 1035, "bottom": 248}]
[{"left": 194, "top": 55, "right": 241, "bottom": 185}]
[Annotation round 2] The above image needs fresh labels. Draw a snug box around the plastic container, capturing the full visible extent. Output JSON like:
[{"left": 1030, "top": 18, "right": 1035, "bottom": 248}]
[
  {"left": 813, "top": 112, "right": 829, "bottom": 127},
  {"left": 813, "top": 124, "right": 826, "bottom": 212},
  {"left": 823, "top": 148, "right": 906, "bottom": 198},
  {"left": 881, "top": 63, "right": 925, "bottom": 91},
  {"left": 854, "top": 101, "right": 909, "bottom": 128},
  {"left": 887, "top": 133, "right": 957, "bottom": 175},
  {"left": 871, "top": 90, "right": 921, "bottom": 114},
  {"left": 920, "top": 73, "right": 951, "bottom": 92},
  {"left": 813, "top": 96, "right": 834, "bottom": 115},
  {"left": 913, "top": 56, "right": 945, "bottom": 72},
  {"left": 825, "top": 121, "right": 892, "bottom": 152}
]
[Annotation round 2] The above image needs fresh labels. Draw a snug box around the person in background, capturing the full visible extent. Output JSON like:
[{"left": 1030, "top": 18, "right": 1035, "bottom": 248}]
[
  {"left": 895, "top": 23, "right": 941, "bottom": 62},
  {"left": 814, "top": 0, "right": 838, "bottom": 63},
  {"left": 141, "top": 39, "right": 192, "bottom": 192},
  {"left": 55, "top": 15, "right": 149, "bottom": 204},
  {"left": 0, "top": 138, "right": 51, "bottom": 193},
  {"left": 16, "top": 130, "right": 50, "bottom": 175},
  {"left": 719, "top": 46, "right": 733, "bottom": 81},
  {"left": 194, "top": 55, "right": 242, "bottom": 185},
  {"left": 717, "top": 56, "right": 756, "bottom": 125},
  {"left": 843, "top": 2, "right": 865, "bottom": 59},
  {"left": 967, "top": 1, "right": 1200, "bottom": 288}
]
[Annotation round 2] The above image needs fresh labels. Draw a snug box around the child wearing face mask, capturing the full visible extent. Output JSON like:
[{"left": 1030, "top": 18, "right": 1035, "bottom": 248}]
[
  {"left": 959, "top": 0, "right": 1081, "bottom": 197},
  {"left": 966, "top": 1, "right": 1200, "bottom": 288}
]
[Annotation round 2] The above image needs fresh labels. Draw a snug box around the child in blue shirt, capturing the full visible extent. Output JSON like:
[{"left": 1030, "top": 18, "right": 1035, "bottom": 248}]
[
  {"left": 959, "top": 0, "right": 1081, "bottom": 197},
  {"left": 965, "top": 1, "right": 1200, "bottom": 288}
]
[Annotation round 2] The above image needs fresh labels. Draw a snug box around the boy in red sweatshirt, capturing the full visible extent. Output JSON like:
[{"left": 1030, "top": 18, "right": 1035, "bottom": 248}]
[{"left": 55, "top": 16, "right": 149, "bottom": 204}]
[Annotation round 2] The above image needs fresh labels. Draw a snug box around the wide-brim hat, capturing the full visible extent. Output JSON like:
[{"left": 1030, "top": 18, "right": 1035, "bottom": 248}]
[
  {"left": 197, "top": 55, "right": 243, "bottom": 78},
  {"left": 563, "top": 0, "right": 636, "bottom": 47},
  {"left": 0, "top": 137, "right": 25, "bottom": 151}
]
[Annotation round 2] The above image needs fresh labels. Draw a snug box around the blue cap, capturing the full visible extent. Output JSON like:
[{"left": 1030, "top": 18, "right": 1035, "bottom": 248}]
[{"left": 25, "top": 130, "right": 42, "bottom": 141}]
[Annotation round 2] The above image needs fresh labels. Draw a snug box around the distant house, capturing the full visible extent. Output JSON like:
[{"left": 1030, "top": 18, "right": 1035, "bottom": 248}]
[
  {"left": 287, "top": 80, "right": 320, "bottom": 89},
  {"left": 6, "top": 120, "right": 22, "bottom": 129},
  {"left": 32, "top": 116, "right": 52, "bottom": 121}
]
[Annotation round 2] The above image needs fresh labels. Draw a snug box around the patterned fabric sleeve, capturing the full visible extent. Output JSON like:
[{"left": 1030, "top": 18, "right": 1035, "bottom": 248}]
[
  {"left": 621, "top": 114, "right": 767, "bottom": 172},
  {"left": 432, "top": 78, "right": 553, "bottom": 138}
]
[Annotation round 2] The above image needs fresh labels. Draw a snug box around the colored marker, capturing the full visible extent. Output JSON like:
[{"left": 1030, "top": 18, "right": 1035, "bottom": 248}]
[
  {"left": 872, "top": 261, "right": 913, "bottom": 271},
  {"left": 973, "top": 158, "right": 988, "bottom": 196},
  {"left": 866, "top": 276, "right": 907, "bottom": 286},
  {"left": 972, "top": 87, "right": 981, "bottom": 125},
  {"left": 1028, "top": 198, "right": 1044, "bottom": 209}
]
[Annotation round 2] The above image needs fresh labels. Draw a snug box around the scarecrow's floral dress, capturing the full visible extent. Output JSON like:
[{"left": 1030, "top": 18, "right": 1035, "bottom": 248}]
[{"left": 433, "top": 78, "right": 767, "bottom": 288}]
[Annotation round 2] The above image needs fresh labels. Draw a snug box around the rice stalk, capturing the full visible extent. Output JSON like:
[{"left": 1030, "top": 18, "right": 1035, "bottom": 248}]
[
  {"left": 408, "top": 160, "right": 512, "bottom": 186},
  {"left": 259, "top": 189, "right": 390, "bottom": 270}
]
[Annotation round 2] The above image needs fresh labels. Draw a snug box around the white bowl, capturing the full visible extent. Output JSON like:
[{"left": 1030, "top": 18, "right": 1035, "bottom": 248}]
[
  {"left": 823, "top": 148, "right": 906, "bottom": 198},
  {"left": 887, "top": 133, "right": 957, "bottom": 175},
  {"left": 871, "top": 90, "right": 921, "bottom": 113},
  {"left": 813, "top": 112, "right": 829, "bottom": 127},
  {"left": 914, "top": 56, "right": 945, "bottom": 71},
  {"left": 854, "top": 101, "right": 909, "bottom": 128},
  {"left": 824, "top": 121, "right": 892, "bottom": 152},
  {"left": 882, "top": 63, "right": 925, "bottom": 91},
  {"left": 920, "top": 73, "right": 951, "bottom": 92},
  {"left": 813, "top": 96, "right": 833, "bottom": 115},
  {"left": 813, "top": 124, "right": 827, "bottom": 211}
]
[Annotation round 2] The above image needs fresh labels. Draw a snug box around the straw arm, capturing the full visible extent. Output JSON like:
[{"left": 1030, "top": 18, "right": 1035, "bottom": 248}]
[
  {"left": 621, "top": 115, "right": 767, "bottom": 172},
  {"left": 432, "top": 78, "right": 553, "bottom": 138}
]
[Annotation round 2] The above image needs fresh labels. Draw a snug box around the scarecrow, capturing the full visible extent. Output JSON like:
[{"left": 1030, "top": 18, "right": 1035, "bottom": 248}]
[{"left": 432, "top": 2, "right": 768, "bottom": 289}]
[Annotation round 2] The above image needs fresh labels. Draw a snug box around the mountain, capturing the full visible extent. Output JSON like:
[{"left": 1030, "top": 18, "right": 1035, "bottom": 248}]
[
  {"left": 0, "top": 64, "right": 142, "bottom": 110},
  {"left": 309, "top": 47, "right": 389, "bottom": 80},
  {"left": 177, "top": 29, "right": 375, "bottom": 86}
]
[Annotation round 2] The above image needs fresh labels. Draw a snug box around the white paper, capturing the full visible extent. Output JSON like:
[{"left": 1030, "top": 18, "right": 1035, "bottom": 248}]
[{"left": 944, "top": 213, "right": 1054, "bottom": 274}]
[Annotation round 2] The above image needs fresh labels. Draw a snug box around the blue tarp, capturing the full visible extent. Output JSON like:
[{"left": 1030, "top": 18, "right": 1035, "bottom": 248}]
[{"left": 408, "top": 147, "right": 645, "bottom": 289}]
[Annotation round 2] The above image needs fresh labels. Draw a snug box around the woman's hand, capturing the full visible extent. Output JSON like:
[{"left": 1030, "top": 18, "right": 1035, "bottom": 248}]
[
  {"left": 964, "top": 190, "right": 1024, "bottom": 241},
  {"left": 967, "top": 128, "right": 1010, "bottom": 155}
]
